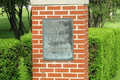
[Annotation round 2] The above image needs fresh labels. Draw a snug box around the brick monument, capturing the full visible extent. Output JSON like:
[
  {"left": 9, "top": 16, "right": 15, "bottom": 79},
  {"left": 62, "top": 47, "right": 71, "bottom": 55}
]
[{"left": 31, "top": 0, "right": 89, "bottom": 80}]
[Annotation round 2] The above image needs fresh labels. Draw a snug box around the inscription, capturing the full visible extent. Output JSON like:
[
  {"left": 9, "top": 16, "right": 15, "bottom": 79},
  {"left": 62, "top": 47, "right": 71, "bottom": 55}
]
[
  {"left": 48, "top": 35, "right": 69, "bottom": 42},
  {"left": 49, "top": 37, "right": 67, "bottom": 42},
  {"left": 47, "top": 26, "right": 69, "bottom": 31},
  {"left": 43, "top": 18, "right": 73, "bottom": 61},
  {"left": 45, "top": 47, "right": 71, "bottom": 53}
]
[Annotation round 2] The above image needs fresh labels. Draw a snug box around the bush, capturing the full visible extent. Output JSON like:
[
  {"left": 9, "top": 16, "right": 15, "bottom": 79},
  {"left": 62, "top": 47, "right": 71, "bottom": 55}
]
[
  {"left": 112, "top": 29, "right": 120, "bottom": 68},
  {"left": 0, "top": 39, "right": 22, "bottom": 80},
  {"left": 89, "top": 28, "right": 120, "bottom": 80},
  {"left": 0, "top": 33, "right": 32, "bottom": 80},
  {"left": 1, "top": 29, "right": 120, "bottom": 80},
  {"left": 20, "top": 33, "right": 32, "bottom": 80}
]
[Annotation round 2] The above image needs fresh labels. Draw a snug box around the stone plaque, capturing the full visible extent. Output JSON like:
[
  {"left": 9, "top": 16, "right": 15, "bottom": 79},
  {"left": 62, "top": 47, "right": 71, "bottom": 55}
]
[{"left": 43, "top": 18, "right": 73, "bottom": 61}]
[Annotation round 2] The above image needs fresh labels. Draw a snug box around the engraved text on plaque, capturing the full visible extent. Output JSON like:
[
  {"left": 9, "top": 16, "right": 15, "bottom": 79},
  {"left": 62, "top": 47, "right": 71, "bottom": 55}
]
[{"left": 43, "top": 18, "right": 73, "bottom": 61}]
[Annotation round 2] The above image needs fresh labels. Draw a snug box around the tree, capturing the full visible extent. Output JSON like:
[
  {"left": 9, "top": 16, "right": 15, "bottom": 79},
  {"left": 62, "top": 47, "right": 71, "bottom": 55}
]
[
  {"left": 0, "top": 0, "right": 31, "bottom": 39},
  {"left": 89, "top": 0, "right": 119, "bottom": 28}
]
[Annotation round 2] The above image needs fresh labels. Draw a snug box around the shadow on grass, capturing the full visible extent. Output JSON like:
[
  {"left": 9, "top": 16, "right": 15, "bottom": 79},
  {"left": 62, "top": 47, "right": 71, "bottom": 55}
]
[{"left": 0, "top": 30, "right": 15, "bottom": 39}]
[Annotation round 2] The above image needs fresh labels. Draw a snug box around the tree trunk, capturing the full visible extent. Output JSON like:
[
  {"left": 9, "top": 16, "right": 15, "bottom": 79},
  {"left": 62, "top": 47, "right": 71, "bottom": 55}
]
[
  {"left": 8, "top": 17, "right": 14, "bottom": 31},
  {"left": 15, "top": 8, "right": 26, "bottom": 30},
  {"left": 88, "top": 6, "right": 91, "bottom": 28},
  {"left": 101, "top": 13, "right": 109, "bottom": 28},
  {"left": 5, "top": 11, "right": 14, "bottom": 31},
  {"left": 9, "top": 25, "right": 14, "bottom": 31},
  {"left": 19, "top": 6, "right": 24, "bottom": 36},
  {"left": 3, "top": 0, "right": 27, "bottom": 39},
  {"left": 93, "top": 16, "right": 100, "bottom": 28},
  {"left": 10, "top": 1, "right": 20, "bottom": 39},
  {"left": 10, "top": 15, "right": 20, "bottom": 39}
]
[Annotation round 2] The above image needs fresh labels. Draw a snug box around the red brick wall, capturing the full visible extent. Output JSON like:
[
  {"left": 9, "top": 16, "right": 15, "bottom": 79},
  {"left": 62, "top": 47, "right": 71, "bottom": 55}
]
[{"left": 32, "top": 5, "right": 89, "bottom": 80}]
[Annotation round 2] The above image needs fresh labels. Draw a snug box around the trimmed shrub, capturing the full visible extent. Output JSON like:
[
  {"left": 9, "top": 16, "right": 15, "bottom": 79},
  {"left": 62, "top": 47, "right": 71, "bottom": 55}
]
[
  {"left": 0, "top": 33, "right": 32, "bottom": 80},
  {"left": 20, "top": 33, "right": 32, "bottom": 80},
  {"left": 112, "top": 29, "right": 120, "bottom": 69},
  {"left": 89, "top": 28, "right": 120, "bottom": 80},
  {"left": 1, "top": 29, "right": 120, "bottom": 80},
  {"left": 0, "top": 39, "right": 22, "bottom": 80}
]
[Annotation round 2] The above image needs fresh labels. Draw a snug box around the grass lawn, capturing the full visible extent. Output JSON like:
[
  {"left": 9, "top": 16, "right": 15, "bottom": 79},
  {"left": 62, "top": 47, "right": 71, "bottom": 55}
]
[
  {"left": 104, "top": 9, "right": 120, "bottom": 28},
  {"left": 0, "top": 8, "right": 29, "bottom": 39},
  {"left": 0, "top": 8, "right": 120, "bottom": 80}
]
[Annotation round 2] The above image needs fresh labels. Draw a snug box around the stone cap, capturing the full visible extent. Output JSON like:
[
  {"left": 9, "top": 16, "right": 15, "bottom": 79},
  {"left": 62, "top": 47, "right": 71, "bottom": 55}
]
[{"left": 30, "top": 0, "right": 89, "bottom": 6}]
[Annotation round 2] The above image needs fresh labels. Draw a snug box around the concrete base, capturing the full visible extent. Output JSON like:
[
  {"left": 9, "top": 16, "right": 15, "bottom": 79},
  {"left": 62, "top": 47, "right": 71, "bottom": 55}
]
[{"left": 30, "top": 0, "right": 89, "bottom": 5}]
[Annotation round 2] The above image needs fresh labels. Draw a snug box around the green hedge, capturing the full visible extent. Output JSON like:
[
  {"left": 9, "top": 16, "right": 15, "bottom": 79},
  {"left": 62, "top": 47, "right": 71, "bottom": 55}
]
[
  {"left": 1, "top": 29, "right": 120, "bottom": 80},
  {"left": 0, "top": 33, "right": 32, "bottom": 80},
  {"left": 0, "top": 39, "right": 22, "bottom": 80},
  {"left": 89, "top": 28, "right": 120, "bottom": 80},
  {"left": 112, "top": 29, "right": 120, "bottom": 68},
  {"left": 20, "top": 33, "right": 32, "bottom": 80}
]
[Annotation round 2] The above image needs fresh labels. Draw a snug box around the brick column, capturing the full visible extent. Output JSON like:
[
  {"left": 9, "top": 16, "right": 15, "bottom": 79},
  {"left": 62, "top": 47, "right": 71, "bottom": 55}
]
[{"left": 31, "top": 0, "right": 89, "bottom": 80}]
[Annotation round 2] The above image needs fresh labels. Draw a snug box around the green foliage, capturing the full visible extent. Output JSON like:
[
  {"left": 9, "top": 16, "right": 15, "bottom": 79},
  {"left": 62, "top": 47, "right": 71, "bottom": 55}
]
[
  {"left": 89, "top": 0, "right": 118, "bottom": 28},
  {"left": 89, "top": 28, "right": 120, "bottom": 80},
  {"left": 1, "top": 29, "right": 120, "bottom": 80},
  {"left": 112, "top": 29, "right": 120, "bottom": 68},
  {"left": 0, "top": 33, "right": 32, "bottom": 80},
  {"left": 21, "top": 33, "right": 32, "bottom": 50},
  {"left": 20, "top": 32, "right": 32, "bottom": 80},
  {"left": 0, "top": 39, "right": 22, "bottom": 80},
  {"left": 113, "top": 0, "right": 120, "bottom": 8}
]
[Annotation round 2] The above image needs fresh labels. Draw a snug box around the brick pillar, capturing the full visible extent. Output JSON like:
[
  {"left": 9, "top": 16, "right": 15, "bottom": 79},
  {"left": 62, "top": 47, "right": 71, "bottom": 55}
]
[{"left": 31, "top": 0, "right": 89, "bottom": 80}]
